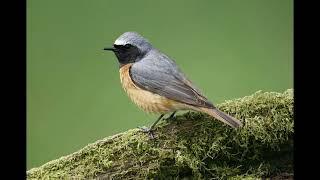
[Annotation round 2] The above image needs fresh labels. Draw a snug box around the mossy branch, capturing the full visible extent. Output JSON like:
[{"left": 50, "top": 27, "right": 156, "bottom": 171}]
[{"left": 27, "top": 89, "right": 293, "bottom": 179}]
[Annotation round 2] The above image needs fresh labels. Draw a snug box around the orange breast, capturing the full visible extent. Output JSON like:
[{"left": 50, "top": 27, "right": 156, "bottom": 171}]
[{"left": 119, "top": 64, "right": 191, "bottom": 114}]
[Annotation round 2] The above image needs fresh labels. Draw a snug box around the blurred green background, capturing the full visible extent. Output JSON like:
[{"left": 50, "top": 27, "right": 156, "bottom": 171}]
[{"left": 27, "top": 0, "right": 293, "bottom": 169}]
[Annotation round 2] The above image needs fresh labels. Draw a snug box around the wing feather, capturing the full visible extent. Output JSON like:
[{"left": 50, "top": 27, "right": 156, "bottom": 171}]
[{"left": 130, "top": 50, "right": 214, "bottom": 108}]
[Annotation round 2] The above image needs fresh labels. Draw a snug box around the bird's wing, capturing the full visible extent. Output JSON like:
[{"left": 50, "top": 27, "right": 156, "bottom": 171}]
[{"left": 130, "top": 50, "right": 215, "bottom": 108}]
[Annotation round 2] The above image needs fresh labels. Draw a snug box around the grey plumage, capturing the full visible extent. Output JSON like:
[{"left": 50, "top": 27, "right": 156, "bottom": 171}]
[
  {"left": 130, "top": 48, "right": 214, "bottom": 108},
  {"left": 105, "top": 31, "right": 242, "bottom": 128},
  {"left": 114, "top": 32, "right": 214, "bottom": 108}
]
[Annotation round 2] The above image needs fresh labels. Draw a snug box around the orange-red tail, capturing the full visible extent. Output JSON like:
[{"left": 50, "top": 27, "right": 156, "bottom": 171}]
[{"left": 199, "top": 107, "right": 243, "bottom": 128}]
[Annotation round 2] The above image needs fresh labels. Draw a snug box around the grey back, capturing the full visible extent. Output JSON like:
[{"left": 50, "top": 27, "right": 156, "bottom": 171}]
[{"left": 130, "top": 49, "right": 214, "bottom": 108}]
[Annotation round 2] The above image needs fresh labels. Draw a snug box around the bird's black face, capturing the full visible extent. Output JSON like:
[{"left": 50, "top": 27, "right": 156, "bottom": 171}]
[{"left": 104, "top": 44, "right": 141, "bottom": 67}]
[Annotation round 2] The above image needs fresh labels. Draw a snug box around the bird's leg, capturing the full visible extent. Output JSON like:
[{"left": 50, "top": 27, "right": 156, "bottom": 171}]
[
  {"left": 164, "top": 111, "right": 177, "bottom": 122},
  {"left": 150, "top": 114, "right": 165, "bottom": 130},
  {"left": 139, "top": 114, "right": 165, "bottom": 139},
  {"left": 168, "top": 111, "right": 177, "bottom": 119}
]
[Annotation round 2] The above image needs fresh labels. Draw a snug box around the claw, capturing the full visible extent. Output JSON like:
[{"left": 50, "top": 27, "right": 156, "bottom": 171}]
[
  {"left": 138, "top": 126, "right": 155, "bottom": 139},
  {"left": 165, "top": 111, "right": 177, "bottom": 122},
  {"left": 164, "top": 116, "right": 175, "bottom": 122},
  {"left": 164, "top": 117, "right": 172, "bottom": 122},
  {"left": 138, "top": 126, "right": 150, "bottom": 132}
]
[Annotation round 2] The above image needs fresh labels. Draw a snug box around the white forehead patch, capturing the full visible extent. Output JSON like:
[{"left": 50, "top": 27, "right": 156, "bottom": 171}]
[{"left": 114, "top": 38, "right": 127, "bottom": 45}]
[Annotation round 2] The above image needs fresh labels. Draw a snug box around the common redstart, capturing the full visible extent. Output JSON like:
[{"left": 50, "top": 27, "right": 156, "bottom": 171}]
[{"left": 104, "top": 32, "right": 242, "bottom": 136}]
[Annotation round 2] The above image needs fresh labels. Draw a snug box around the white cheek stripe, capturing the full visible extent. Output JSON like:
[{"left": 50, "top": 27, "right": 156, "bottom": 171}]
[{"left": 114, "top": 39, "right": 127, "bottom": 45}]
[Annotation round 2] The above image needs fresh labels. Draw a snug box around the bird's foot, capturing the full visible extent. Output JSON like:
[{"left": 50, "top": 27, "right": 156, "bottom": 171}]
[
  {"left": 164, "top": 117, "right": 174, "bottom": 122},
  {"left": 138, "top": 126, "right": 155, "bottom": 139},
  {"left": 138, "top": 126, "right": 151, "bottom": 133},
  {"left": 164, "top": 113, "right": 176, "bottom": 122}
]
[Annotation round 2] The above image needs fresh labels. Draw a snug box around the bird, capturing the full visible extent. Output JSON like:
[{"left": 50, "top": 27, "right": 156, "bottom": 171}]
[{"left": 103, "top": 32, "right": 242, "bottom": 137}]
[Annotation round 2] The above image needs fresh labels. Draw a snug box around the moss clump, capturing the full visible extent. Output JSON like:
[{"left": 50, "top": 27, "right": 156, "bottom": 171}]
[{"left": 27, "top": 89, "right": 293, "bottom": 179}]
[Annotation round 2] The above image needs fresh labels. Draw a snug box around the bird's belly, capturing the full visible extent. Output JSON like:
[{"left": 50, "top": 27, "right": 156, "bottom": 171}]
[
  {"left": 119, "top": 64, "right": 190, "bottom": 114},
  {"left": 124, "top": 87, "right": 176, "bottom": 113}
]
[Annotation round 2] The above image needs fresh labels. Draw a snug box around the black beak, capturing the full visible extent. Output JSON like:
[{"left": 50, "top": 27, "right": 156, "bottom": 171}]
[{"left": 103, "top": 47, "right": 116, "bottom": 51}]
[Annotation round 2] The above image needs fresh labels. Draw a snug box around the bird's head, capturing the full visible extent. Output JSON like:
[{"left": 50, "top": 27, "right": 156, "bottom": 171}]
[{"left": 104, "top": 32, "right": 152, "bottom": 67}]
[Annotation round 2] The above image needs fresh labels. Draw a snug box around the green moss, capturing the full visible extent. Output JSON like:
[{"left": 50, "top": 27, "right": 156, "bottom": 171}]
[{"left": 27, "top": 89, "right": 294, "bottom": 179}]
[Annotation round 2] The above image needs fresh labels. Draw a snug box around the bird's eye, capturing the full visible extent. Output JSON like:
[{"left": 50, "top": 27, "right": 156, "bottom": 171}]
[{"left": 124, "top": 44, "right": 131, "bottom": 49}]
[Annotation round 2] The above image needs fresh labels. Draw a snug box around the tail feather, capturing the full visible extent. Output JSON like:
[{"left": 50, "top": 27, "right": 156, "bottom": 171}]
[{"left": 199, "top": 107, "right": 243, "bottom": 128}]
